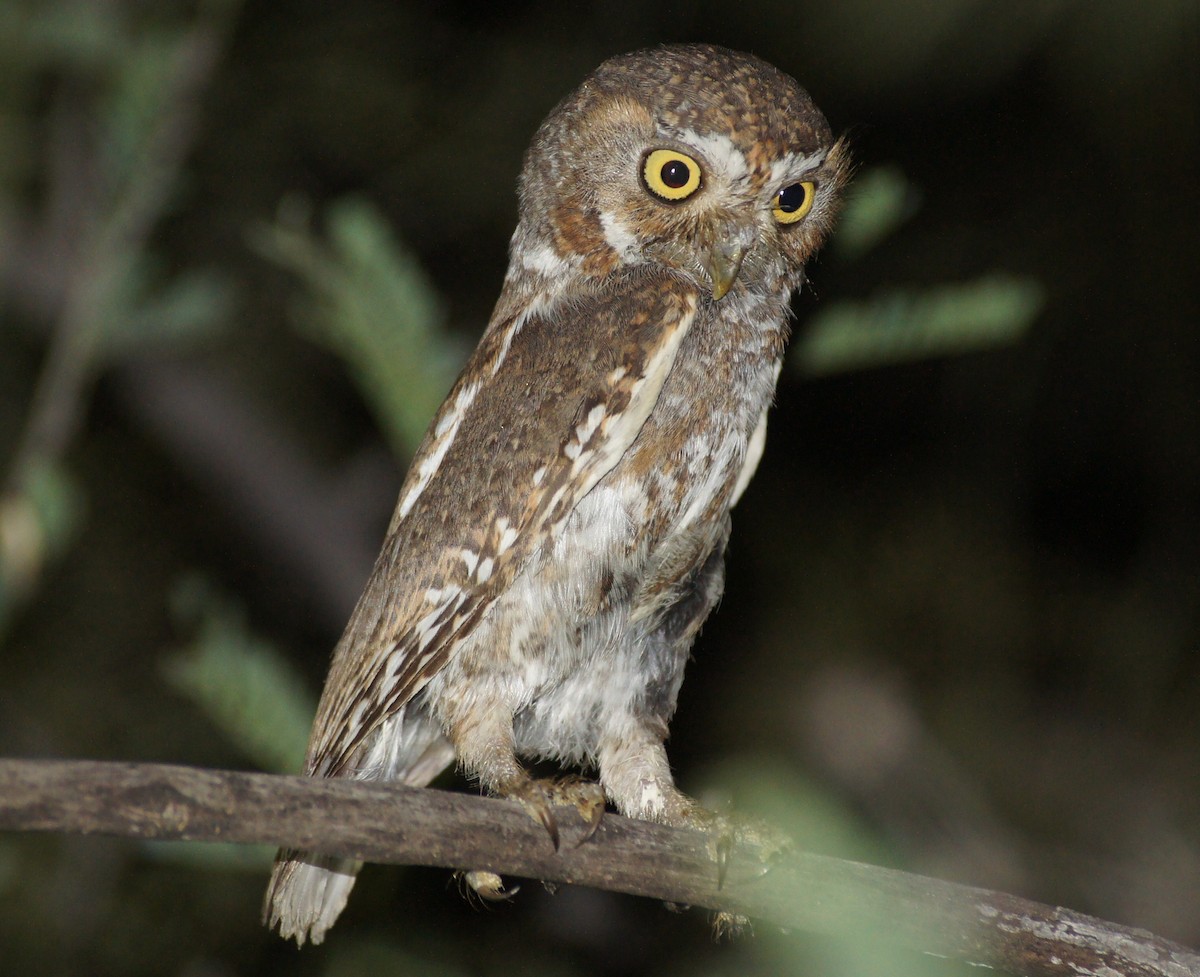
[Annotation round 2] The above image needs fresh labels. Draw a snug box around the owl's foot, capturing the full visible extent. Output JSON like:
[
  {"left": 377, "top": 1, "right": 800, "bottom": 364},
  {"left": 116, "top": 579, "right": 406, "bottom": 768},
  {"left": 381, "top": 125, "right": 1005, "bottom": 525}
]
[
  {"left": 544, "top": 775, "right": 607, "bottom": 847},
  {"left": 458, "top": 775, "right": 605, "bottom": 905},
  {"left": 497, "top": 775, "right": 606, "bottom": 851},
  {"left": 687, "top": 807, "right": 792, "bottom": 888},
  {"left": 459, "top": 869, "right": 520, "bottom": 902},
  {"left": 672, "top": 805, "right": 792, "bottom": 938},
  {"left": 711, "top": 908, "right": 753, "bottom": 940}
]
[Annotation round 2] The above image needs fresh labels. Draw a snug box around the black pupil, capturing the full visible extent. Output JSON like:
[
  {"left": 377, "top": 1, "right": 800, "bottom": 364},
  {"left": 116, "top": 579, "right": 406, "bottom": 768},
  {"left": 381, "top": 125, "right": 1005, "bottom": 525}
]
[
  {"left": 660, "top": 159, "right": 690, "bottom": 189},
  {"left": 777, "top": 183, "right": 806, "bottom": 212}
]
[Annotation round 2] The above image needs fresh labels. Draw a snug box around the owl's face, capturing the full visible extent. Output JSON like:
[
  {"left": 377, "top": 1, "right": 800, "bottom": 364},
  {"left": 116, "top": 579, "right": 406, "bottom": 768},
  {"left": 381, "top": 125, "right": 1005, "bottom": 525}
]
[{"left": 514, "top": 44, "right": 848, "bottom": 302}]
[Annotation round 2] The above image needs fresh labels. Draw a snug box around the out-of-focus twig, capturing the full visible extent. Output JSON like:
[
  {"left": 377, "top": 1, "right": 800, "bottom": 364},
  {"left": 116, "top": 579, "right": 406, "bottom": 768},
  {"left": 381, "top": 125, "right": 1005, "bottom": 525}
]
[
  {"left": 0, "top": 12, "right": 228, "bottom": 622},
  {"left": 6, "top": 25, "right": 221, "bottom": 488},
  {"left": 115, "top": 358, "right": 385, "bottom": 629}
]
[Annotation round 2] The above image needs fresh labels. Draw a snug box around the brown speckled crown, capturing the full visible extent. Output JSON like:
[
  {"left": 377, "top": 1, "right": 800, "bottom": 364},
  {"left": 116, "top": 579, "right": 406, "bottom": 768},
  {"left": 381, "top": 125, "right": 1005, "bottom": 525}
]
[{"left": 570, "top": 44, "right": 831, "bottom": 156}]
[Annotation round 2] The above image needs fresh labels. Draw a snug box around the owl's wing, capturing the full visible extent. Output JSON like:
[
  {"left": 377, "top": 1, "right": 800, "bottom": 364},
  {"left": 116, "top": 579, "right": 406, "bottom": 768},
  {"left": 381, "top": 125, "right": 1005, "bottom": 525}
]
[{"left": 306, "top": 271, "right": 700, "bottom": 777}]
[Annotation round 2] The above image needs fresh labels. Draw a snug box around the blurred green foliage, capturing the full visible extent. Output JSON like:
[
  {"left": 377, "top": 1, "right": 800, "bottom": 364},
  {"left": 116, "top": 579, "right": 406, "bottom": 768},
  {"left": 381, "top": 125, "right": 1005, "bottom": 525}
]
[
  {"left": 797, "top": 275, "right": 1044, "bottom": 376},
  {"left": 162, "top": 577, "right": 315, "bottom": 775},
  {"left": 0, "top": 463, "right": 84, "bottom": 634},
  {"left": 830, "top": 165, "right": 919, "bottom": 262},
  {"left": 0, "top": 0, "right": 235, "bottom": 630},
  {"left": 253, "top": 197, "right": 465, "bottom": 456}
]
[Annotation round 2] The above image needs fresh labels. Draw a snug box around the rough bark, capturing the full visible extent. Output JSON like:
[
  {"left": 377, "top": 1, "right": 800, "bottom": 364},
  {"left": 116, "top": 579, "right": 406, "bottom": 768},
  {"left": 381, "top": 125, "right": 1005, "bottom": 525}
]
[{"left": 1, "top": 759, "right": 1196, "bottom": 977}]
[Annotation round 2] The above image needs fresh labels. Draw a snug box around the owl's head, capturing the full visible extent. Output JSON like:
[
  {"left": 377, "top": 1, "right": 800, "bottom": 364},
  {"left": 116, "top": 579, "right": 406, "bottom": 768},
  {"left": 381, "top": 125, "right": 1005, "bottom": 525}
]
[{"left": 514, "top": 44, "right": 849, "bottom": 302}]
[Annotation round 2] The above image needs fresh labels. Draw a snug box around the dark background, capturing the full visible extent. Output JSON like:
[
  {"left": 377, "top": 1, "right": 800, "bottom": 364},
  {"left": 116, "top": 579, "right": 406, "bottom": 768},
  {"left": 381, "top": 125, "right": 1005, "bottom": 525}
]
[{"left": 1, "top": 1, "right": 1197, "bottom": 975}]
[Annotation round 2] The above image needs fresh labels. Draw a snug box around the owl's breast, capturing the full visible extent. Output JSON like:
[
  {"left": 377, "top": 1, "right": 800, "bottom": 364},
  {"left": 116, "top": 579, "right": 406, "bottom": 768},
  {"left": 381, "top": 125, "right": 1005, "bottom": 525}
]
[{"left": 616, "top": 292, "right": 788, "bottom": 545}]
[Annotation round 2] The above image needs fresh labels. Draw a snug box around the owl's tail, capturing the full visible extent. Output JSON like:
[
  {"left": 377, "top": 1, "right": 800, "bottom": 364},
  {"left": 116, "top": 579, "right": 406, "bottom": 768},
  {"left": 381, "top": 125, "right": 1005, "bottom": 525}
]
[
  {"left": 263, "top": 851, "right": 361, "bottom": 946},
  {"left": 263, "top": 713, "right": 456, "bottom": 945}
]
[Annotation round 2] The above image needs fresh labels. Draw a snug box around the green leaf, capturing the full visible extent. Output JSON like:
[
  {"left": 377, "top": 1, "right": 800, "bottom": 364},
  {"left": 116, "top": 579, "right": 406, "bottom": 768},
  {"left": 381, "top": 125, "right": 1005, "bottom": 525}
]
[
  {"left": 796, "top": 275, "right": 1044, "bottom": 376},
  {"left": 100, "top": 31, "right": 187, "bottom": 190},
  {"left": 101, "top": 268, "right": 233, "bottom": 356},
  {"left": 832, "top": 165, "right": 919, "bottom": 261},
  {"left": 17, "top": 462, "right": 85, "bottom": 558},
  {"left": 0, "top": 463, "right": 86, "bottom": 631},
  {"left": 696, "top": 755, "right": 891, "bottom": 867},
  {"left": 162, "top": 577, "right": 315, "bottom": 773},
  {"left": 0, "top": 1, "right": 127, "bottom": 74},
  {"left": 252, "top": 196, "right": 465, "bottom": 457}
]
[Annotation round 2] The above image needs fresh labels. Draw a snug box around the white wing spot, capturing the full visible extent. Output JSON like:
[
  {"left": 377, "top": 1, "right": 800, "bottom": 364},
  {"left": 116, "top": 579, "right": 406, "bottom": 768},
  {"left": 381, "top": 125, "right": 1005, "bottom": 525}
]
[
  {"left": 476, "top": 557, "right": 494, "bottom": 582},
  {"left": 397, "top": 381, "right": 479, "bottom": 520},
  {"left": 563, "top": 441, "right": 582, "bottom": 461},
  {"left": 415, "top": 612, "right": 443, "bottom": 652},
  {"left": 491, "top": 310, "right": 528, "bottom": 377},
  {"left": 386, "top": 649, "right": 405, "bottom": 679},
  {"left": 575, "top": 403, "right": 606, "bottom": 443},
  {"left": 498, "top": 525, "right": 518, "bottom": 554},
  {"left": 586, "top": 294, "right": 697, "bottom": 480},
  {"left": 459, "top": 549, "right": 479, "bottom": 575},
  {"left": 532, "top": 465, "right": 547, "bottom": 486},
  {"left": 433, "top": 409, "right": 455, "bottom": 439}
]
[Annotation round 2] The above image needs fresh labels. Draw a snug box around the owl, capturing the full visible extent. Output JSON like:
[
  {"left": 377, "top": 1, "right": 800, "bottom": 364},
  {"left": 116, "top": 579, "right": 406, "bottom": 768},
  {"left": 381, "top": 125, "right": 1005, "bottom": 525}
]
[{"left": 265, "top": 43, "right": 848, "bottom": 944}]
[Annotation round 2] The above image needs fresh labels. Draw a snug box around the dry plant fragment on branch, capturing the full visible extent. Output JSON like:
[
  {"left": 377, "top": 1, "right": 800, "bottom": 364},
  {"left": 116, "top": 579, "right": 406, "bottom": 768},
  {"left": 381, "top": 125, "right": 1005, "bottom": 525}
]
[{"left": 1, "top": 759, "right": 1196, "bottom": 977}]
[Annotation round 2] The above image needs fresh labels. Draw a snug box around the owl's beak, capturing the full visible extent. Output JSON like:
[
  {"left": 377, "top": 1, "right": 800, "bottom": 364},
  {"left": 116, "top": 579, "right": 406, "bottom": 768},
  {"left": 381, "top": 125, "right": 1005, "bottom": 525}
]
[{"left": 706, "top": 237, "right": 749, "bottom": 301}]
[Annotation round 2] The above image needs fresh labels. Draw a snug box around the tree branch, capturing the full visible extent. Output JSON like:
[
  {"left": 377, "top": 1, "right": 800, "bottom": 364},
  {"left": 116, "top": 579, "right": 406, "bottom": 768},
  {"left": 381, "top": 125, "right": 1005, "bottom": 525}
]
[{"left": 1, "top": 759, "right": 1195, "bottom": 977}]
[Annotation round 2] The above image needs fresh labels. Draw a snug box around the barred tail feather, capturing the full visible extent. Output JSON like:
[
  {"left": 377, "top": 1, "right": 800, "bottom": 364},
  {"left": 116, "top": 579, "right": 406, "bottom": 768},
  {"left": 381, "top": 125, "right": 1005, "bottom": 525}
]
[
  {"left": 263, "top": 711, "right": 455, "bottom": 944},
  {"left": 263, "top": 852, "right": 362, "bottom": 946}
]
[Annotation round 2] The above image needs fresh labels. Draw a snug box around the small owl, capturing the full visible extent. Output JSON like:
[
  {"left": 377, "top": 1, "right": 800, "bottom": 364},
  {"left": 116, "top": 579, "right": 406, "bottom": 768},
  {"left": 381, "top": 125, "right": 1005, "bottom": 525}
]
[{"left": 265, "top": 43, "right": 848, "bottom": 944}]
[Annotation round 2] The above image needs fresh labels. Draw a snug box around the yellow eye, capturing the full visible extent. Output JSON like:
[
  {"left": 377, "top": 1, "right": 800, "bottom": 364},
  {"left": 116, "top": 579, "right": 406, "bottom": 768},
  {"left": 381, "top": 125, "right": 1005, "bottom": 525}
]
[
  {"left": 772, "top": 181, "right": 816, "bottom": 224},
  {"left": 642, "top": 149, "right": 702, "bottom": 202}
]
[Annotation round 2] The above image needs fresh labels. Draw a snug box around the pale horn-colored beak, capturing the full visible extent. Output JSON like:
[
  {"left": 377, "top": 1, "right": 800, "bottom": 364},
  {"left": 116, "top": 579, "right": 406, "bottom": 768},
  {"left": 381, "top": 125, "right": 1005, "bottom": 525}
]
[{"left": 706, "top": 237, "right": 749, "bottom": 301}]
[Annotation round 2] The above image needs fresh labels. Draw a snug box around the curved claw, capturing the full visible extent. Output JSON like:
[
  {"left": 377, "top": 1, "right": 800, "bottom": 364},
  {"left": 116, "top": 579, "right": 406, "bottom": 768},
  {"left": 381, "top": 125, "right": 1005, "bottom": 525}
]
[
  {"left": 535, "top": 801, "right": 561, "bottom": 851},
  {"left": 502, "top": 776, "right": 608, "bottom": 851},
  {"left": 461, "top": 870, "right": 521, "bottom": 902},
  {"left": 573, "top": 802, "right": 605, "bottom": 848},
  {"left": 542, "top": 776, "right": 606, "bottom": 848},
  {"left": 712, "top": 910, "right": 751, "bottom": 941},
  {"left": 687, "top": 808, "right": 792, "bottom": 891},
  {"left": 509, "top": 781, "right": 560, "bottom": 850},
  {"left": 715, "top": 830, "right": 734, "bottom": 890}
]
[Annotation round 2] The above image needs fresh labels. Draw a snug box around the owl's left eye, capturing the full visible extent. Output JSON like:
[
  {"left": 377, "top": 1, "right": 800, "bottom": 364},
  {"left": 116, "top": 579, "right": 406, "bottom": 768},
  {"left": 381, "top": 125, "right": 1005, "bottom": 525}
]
[
  {"left": 772, "top": 181, "right": 816, "bottom": 224},
  {"left": 642, "top": 149, "right": 702, "bottom": 202}
]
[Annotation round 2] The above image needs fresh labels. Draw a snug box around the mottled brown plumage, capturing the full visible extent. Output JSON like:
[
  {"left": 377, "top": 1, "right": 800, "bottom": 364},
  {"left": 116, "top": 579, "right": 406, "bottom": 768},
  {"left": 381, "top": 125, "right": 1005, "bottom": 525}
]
[{"left": 265, "top": 43, "right": 849, "bottom": 944}]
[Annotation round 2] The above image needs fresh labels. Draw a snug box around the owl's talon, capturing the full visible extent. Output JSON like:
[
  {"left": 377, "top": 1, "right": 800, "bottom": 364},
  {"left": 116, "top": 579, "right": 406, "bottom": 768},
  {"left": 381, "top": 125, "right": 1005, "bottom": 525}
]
[
  {"left": 502, "top": 778, "right": 561, "bottom": 850},
  {"left": 526, "top": 791, "right": 561, "bottom": 851},
  {"left": 461, "top": 870, "right": 520, "bottom": 901},
  {"left": 574, "top": 799, "right": 605, "bottom": 847},
  {"left": 712, "top": 910, "right": 752, "bottom": 941},
  {"left": 546, "top": 776, "right": 607, "bottom": 846},
  {"left": 504, "top": 775, "right": 607, "bottom": 850},
  {"left": 715, "top": 830, "right": 734, "bottom": 889},
  {"left": 679, "top": 806, "right": 791, "bottom": 893}
]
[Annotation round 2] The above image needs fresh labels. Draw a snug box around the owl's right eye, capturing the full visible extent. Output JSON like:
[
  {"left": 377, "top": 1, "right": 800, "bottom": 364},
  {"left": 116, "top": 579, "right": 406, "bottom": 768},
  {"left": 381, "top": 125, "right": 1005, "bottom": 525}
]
[{"left": 642, "top": 149, "right": 702, "bottom": 202}]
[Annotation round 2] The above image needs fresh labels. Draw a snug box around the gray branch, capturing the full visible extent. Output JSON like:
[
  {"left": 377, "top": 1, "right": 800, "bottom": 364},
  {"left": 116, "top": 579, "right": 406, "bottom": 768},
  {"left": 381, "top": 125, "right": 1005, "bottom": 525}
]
[{"left": 0, "top": 759, "right": 1196, "bottom": 977}]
